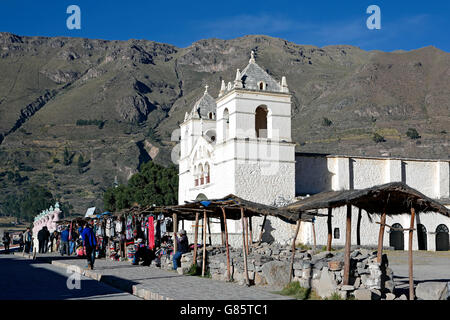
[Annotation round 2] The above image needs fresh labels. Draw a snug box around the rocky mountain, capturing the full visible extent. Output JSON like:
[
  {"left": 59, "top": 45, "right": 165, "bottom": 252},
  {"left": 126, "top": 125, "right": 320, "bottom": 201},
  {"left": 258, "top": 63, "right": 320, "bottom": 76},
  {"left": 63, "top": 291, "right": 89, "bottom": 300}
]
[{"left": 0, "top": 32, "right": 449, "bottom": 215}]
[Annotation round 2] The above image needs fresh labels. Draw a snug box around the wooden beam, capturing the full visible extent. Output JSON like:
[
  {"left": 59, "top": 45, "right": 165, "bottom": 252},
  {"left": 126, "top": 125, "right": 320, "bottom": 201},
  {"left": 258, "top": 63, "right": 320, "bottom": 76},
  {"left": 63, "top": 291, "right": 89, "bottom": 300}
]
[
  {"left": 221, "top": 207, "right": 231, "bottom": 281},
  {"left": 192, "top": 212, "right": 199, "bottom": 268},
  {"left": 343, "top": 204, "right": 352, "bottom": 285},
  {"left": 220, "top": 216, "right": 225, "bottom": 246},
  {"left": 241, "top": 208, "right": 250, "bottom": 286},
  {"left": 248, "top": 216, "right": 253, "bottom": 246},
  {"left": 202, "top": 210, "right": 207, "bottom": 277},
  {"left": 244, "top": 217, "right": 249, "bottom": 256},
  {"left": 258, "top": 215, "right": 267, "bottom": 245},
  {"left": 375, "top": 222, "right": 415, "bottom": 232},
  {"left": 173, "top": 213, "right": 178, "bottom": 253},
  {"left": 377, "top": 211, "right": 387, "bottom": 264},
  {"left": 327, "top": 207, "right": 332, "bottom": 251},
  {"left": 357, "top": 208, "right": 362, "bottom": 246},
  {"left": 289, "top": 220, "right": 301, "bottom": 282},
  {"left": 312, "top": 219, "right": 317, "bottom": 252},
  {"left": 207, "top": 217, "right": 212, "bottom": 246},
  {"left": 409, "top": 207, "right": 416, "bottom": 300}
]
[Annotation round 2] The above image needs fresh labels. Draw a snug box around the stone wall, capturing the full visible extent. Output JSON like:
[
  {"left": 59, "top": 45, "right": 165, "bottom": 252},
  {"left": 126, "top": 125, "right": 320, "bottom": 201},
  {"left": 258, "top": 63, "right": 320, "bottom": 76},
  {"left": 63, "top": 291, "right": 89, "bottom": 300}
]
[{"left": 154, "top": 242, "right": 398, "bottom": 300}]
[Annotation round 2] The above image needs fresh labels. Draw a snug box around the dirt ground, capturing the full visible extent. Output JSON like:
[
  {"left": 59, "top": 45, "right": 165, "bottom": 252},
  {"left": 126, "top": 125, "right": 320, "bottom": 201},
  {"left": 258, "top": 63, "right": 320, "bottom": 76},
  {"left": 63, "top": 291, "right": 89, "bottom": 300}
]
[{"left": 386, "top": 250, "right": 450, "bottom": 296}]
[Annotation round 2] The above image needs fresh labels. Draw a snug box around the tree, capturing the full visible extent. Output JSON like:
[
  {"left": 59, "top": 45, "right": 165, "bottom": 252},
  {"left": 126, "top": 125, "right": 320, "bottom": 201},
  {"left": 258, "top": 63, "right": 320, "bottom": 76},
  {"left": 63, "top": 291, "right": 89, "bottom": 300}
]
[
  {"left": 103, "top": 161, "right": 178, "bottom": 212},
  {"left": 406, "top": 128, "right": 420, "bottom": 140},
  {"left": 322, "top": 117, "right": 333, "bottom": 127},
  {"left": 63, "top": 147, "right": 74, "bottom": 166}
]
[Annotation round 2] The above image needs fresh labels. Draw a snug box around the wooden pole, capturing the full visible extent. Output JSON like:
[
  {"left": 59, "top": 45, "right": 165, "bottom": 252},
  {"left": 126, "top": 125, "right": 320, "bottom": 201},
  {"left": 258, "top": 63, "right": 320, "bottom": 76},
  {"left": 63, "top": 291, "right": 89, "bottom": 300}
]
[
  {"left": 241, "top": 208, "right": 250, "bottom": 286},
  {"left": 377, "top": 211, "right": 387, "bottom": 264},
  {"left": 327, "top": 208, "right": 332, "bottom": 251},
  {"left": 289, "top": 220, "right": 301, "bottom": 282},
  {"left": 192, "top": 212, "right": 199, "bottom": 268},
  {"left": 244, "top": 217, "right": 248, "bottom": 255},
  {"left": 409, "top": 207, "right": 416, "bottom": 300},
  {"left": 312, "top": 219, "right": 317, "bottom": 252},
  {"left": 207, "top": 216, "right": 212, "bottom": 246},
  {"left": 343, "top": 204, "right": 352, "bottom": 285},
  {"left": 221, "top": 207, "right": 231, "bottom": 281},
  {"left": 356, "top": 208, "right": 362, "bottom": 246},
  {"left": 248, "top": 216, "right": 253, "bottom": 246},
  {"left": 173, "top": 213, "right": 178, "bottom": 253},
  {"left": 258, "top": 215, "right": 267, "bottom": 245},
  {"left": 202, "top": 210, "right": 207, "bottom": 277},
  {"left": 220, "top": 216, "right": 225, "bottom": 246}
]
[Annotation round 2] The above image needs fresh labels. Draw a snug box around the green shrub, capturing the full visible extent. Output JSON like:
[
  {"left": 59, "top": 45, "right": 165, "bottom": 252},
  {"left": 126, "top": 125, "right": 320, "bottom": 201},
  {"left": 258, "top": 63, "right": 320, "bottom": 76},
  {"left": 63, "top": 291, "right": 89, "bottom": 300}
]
[
  {"left": 406, "top": 128, "right": 420, "bottom": 140},
  {"left": 322, "top": 117, "right": 333, "bottom": 127},
  {"left": 372, "top": 133, "right": 385, "bottom": 143},
  {"left": 279, "top": 282, "right": 311, "bottom": 300}
]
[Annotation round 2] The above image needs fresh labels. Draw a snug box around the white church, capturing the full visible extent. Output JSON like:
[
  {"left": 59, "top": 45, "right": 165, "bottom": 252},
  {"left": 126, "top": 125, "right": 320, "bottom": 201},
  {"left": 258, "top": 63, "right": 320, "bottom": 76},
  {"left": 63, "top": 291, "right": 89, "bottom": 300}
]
[{"left": 178, "top": 52, "right": 450, "bottom": 252}]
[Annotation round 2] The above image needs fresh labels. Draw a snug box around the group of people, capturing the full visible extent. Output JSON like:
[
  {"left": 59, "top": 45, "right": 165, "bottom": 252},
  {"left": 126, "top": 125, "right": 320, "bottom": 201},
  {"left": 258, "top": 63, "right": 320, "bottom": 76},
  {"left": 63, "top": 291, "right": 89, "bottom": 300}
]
[
  {"left": 2, "top": 219, "right": 190, "bottom": 272},
  {"left": 1, "top": 228, "right": 33, "bottom": 254}
]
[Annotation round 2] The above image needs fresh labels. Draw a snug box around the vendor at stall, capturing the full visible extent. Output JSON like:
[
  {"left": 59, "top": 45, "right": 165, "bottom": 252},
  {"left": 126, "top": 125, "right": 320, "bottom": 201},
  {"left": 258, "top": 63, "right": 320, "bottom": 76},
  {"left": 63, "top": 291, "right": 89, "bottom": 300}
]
[{"left": 172, "top": 230, "right": 189, "bottom": 270}]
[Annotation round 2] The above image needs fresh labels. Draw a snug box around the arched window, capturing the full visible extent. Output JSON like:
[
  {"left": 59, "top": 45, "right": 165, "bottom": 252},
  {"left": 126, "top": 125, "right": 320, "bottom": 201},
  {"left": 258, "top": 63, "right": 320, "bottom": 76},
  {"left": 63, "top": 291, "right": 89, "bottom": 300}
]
[
  {"left": 194, "top": 165, "right": 199, "bottom": 186},
  {"left": 417, "top": 224, "right": 427, "bottom": 250},
  {"left": 223, "top": 108, "right": 229, "bottom": 140},
  {"left": 258, "top": 81, "right": 266, "bottom": 90},
  {"left": 436, "top": 224, "right": 449, "bottom": 251},
  {"left": 333, "top": 228, "right": 340, "bottom": 239},
  {"left": 205, "top": 162, "right": 210, "bottom": 184},
  {"left": 389, "top": 223, "right": 404, "bottom": 250},
  {"left": 255, "top": 105, "right": 268, "bottom": 138},
  {"left": 198, "top": 164, "right": 204, "bottom": 185}
]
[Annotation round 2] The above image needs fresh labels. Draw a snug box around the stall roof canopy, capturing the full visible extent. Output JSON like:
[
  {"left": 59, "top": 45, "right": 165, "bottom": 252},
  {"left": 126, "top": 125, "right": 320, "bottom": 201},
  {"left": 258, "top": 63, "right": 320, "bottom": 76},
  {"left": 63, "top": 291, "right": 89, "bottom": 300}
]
[
  {"left": 164, "top": 194, "right": 322, "bottom": 223},
  {"left": 56, "top": 182, "right": 449, "bottom": 225},
  {"left": 285, "top": 182, "right": 450, "bottom": 216}
]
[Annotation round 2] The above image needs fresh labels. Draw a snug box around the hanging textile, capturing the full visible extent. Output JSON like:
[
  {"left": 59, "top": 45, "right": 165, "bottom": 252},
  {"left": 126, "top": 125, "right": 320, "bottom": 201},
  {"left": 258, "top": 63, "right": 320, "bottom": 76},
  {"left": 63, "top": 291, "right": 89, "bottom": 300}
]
[
  {"left": 105, "top": 219, "right": 111, "bottom": 237},
  {"left": 68, "top": 222, "right": 73, "bottom": 241},
  {"left": 115, "top": 219, "right": 123, "bottom": 233},
  {"left": 126, "top": 216, "right": 133, "bottom": 240},
  {"left": 148, "top": 216, "right": 155, "bottom": 250}
]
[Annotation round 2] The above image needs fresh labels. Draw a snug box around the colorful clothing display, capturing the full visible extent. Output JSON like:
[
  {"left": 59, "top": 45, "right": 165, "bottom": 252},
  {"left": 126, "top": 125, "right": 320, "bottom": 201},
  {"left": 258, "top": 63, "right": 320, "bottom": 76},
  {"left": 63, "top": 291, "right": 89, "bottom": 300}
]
[{"left": 148, "top": 216, "right": 155, "bottom": 250}]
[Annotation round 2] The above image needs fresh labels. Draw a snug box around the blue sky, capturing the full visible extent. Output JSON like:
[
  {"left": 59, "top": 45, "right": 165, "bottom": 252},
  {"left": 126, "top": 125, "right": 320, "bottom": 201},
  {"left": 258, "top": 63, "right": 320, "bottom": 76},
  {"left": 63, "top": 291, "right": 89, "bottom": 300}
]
[{"left": 0, "top": 0, "right": 449, "bottom": 52}]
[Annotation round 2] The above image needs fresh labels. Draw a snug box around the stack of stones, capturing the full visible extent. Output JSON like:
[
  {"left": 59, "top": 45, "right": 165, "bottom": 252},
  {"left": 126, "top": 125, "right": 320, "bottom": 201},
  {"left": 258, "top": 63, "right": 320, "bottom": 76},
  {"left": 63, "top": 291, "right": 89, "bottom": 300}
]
[{"left": 155, "top": 243, "right": 399, "bottom": 300}]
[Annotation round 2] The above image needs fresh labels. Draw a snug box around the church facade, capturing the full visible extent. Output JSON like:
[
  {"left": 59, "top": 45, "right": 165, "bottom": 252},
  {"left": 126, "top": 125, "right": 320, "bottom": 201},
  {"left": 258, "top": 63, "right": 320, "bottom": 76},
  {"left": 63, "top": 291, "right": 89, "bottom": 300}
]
[{"left": 178, "top": 52, "right": 450, "bottom": 251}]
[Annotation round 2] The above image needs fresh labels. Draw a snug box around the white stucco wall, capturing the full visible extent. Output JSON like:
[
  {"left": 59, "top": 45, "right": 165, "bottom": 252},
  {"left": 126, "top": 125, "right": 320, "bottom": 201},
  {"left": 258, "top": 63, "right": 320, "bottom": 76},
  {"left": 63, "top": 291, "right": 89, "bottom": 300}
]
[{"left": 306, "top": 206, "right": 450, "bottom": 252}]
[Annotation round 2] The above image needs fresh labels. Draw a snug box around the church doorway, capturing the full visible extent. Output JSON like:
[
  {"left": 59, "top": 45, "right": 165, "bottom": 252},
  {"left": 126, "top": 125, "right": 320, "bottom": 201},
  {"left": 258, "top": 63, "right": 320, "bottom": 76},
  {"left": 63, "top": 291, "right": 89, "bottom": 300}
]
[
  {"left": 389, "top": 223, "right": 404, "bottom": 250},
  {"left": 435, "top": 224, "right": 449, "bottom": 251},
  {"left": 417, "top": 224, "right": 427, "bottom": 250},
  {"left": 255, "top": 106, "right": 268, "bottom": 138}
]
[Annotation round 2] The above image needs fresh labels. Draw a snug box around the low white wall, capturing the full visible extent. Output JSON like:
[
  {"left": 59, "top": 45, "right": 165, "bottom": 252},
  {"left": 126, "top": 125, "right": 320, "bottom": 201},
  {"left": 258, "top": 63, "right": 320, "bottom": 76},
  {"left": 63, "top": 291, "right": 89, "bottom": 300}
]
[{"left": 305, "top": 206, "right": 450, "bottom": 252}]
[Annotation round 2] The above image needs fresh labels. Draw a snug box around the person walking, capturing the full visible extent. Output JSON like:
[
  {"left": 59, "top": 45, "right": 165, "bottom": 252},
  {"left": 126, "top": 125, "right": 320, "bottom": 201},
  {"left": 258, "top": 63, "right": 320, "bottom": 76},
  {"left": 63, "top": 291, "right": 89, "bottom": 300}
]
[
  {"left": 81, "top": 222, "right": 97, "bottom": 270},
  {"left": 18, "top": 232, "right": 24, "bottom": 252},
  {"left": 50, "top": 231, "right": 58, "bottom": 253},
  {"left": 60, "top": 227, "right": 70, "bottom": 256},
  {"left": 37, "top": 226, "right": 50, "bottom": 253},
  {"left": 172, "top": 229, "right": 189, "bottom": 270},
  {"left": 2, "top": 232, "right": 11, "bottom": 254},
  {"left": 23, "top": 228, "right": 33, "bottom": 254}
]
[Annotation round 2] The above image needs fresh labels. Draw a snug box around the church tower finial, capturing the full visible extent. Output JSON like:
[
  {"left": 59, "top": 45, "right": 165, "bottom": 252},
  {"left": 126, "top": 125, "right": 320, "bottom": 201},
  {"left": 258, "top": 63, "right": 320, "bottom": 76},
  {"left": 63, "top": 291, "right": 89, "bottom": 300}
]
[
  {"left": 234, "top": 69, "right": 243, "bottom": 88},
  {"left": 249, "top": 50, "right": 256, "bottom": 63},
  {"left": 204, "top": 84, "right": 209, "bottom": 94},
  {"left": 219, "top": 79, "right": 226, "bottom": 97}
]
